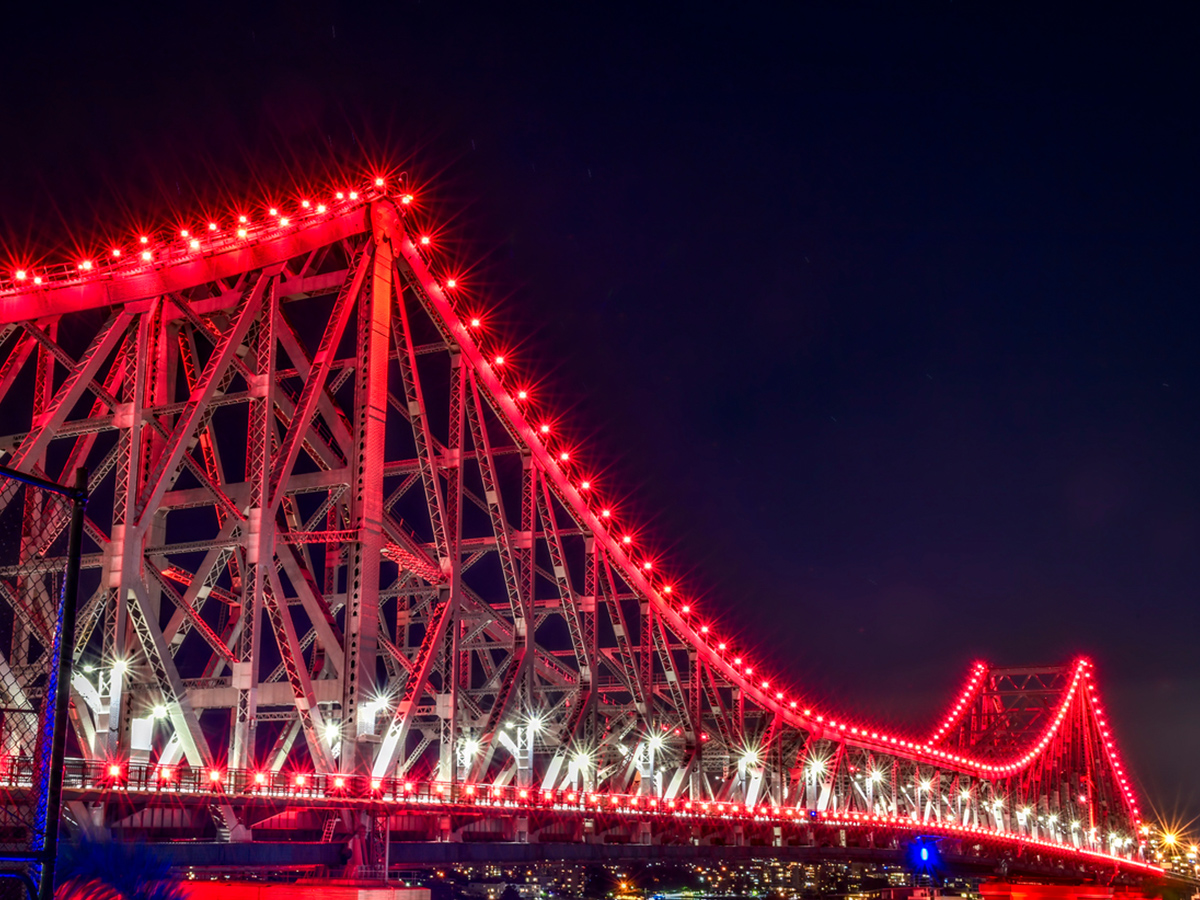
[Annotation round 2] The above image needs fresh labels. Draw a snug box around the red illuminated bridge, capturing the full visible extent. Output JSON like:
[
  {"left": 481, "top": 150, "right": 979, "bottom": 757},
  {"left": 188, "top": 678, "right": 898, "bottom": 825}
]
[{"left": 0, "top": 179, "right": 1160, "bottom": 883}]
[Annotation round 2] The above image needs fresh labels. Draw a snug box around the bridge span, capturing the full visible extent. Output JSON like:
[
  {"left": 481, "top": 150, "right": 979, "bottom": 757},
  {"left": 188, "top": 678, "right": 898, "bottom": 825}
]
[{"left": 0, "top": 176, "right": 1164, "bottom": 893}]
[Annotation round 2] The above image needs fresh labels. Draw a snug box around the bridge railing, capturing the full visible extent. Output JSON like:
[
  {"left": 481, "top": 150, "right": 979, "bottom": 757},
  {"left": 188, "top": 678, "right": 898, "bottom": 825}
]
[{"left": 2, "top": 755, "right": 1155, "bottom": 873}]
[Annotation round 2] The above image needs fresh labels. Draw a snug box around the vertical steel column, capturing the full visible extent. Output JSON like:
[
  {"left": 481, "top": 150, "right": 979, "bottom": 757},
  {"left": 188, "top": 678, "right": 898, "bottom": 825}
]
[
  {"left": 579, "top": 537, "right": 598, "bottom": 743},
  {"left": 106, "top": 310, "right": 149, "bottom": 755},
  {"left": 640, "top": 599, "right": 654, "bottom": 727},
  {"left": 438, "top": 354, "right": 465, "bottom": 783},
  {"left": 518, "top": 455, "right": 537, "bottom": 702},
  {"left": 341, "top": 235, "right": 388, "bottom": 773},
  {"left": 231, "top": 286, "right": 276, "bottom": 770}
]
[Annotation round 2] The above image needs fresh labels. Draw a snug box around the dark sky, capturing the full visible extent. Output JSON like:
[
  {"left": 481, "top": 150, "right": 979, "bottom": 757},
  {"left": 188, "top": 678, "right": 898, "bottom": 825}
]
[{"left": 3, "top": 2, "right": 1199, "bottom": 825}]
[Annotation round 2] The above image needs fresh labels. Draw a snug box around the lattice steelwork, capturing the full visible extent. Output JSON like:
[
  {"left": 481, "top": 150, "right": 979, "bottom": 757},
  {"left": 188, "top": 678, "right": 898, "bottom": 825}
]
[{"left": 0, "top": 184, "right": 1146, "bottom": 870}]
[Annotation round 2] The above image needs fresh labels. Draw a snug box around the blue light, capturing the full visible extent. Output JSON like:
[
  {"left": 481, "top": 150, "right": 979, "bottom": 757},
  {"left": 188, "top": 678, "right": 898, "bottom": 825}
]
[{"left": 920, "top": 847, "right": 929, "bottom": 862}]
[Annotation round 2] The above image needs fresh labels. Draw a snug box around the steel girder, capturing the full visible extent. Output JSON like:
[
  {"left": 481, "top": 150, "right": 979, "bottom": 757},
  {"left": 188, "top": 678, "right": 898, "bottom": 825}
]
[{"left": 0, "top": 192, "right": 1143, "bottom": 863}]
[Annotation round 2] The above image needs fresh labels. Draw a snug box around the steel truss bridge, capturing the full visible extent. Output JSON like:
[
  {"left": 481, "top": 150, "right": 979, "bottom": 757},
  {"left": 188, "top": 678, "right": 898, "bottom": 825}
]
[{"left": 0, "top": 180, "right": 1158, "bottom": 883}]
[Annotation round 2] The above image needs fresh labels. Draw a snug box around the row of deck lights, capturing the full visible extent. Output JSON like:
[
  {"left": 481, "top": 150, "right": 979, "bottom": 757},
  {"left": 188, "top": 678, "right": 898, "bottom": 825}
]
[
  {"left": 7, "top": 176, "right": 1142, "bottom": 830},
  {"left": 90, "top": 760, "right": 1149, "bottom": 869}
]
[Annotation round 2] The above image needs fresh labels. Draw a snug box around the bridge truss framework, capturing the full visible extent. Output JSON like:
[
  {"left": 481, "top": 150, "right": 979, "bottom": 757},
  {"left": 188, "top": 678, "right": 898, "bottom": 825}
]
[{"left": 0, "top": 182, "right": 1149, "bottom": 877}]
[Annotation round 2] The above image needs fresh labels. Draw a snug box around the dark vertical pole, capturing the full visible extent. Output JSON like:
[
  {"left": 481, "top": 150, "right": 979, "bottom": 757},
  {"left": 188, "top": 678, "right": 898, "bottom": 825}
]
[{"left": 37, "top": 468, "right": 88, "bottom": 900}]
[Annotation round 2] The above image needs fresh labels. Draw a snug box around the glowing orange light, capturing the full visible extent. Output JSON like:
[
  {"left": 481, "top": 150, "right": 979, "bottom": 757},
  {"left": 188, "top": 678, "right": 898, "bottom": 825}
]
[
  {"left": 349, "top": 191, "right": 358, "bottom": 200},
  {"left": 560, "top": 451, "right": 570, "bottom": 461},
  {"left": 370, "top": 779, "right": 381, "bottom": 791},
  {"left": 301, "top": 200, "right": 311, "bottom": 208},
  {"left": 237, "top": 228, "right": 248, "bottom": 239},
  {"left": 446, "top": 278, "right": 457, "bottom": 288},
  {"left": 294, "top": 774, "right": 306, "bottom": 786},
  {"left": 111, "top": 249, "right": 121, "bottom": 258},
  {"left": 663, "top": 585, "right": 672, "bottom": 593},
  {"left": 375, "top": 177, "right": 385, "bottom": 187},
  {"left": 581, "top": 480, "right": 590, "bottom": 489},
  {"left": 540, "top": 424, "right": 551, "bottom": 434},
  {"left": 317, "top": 204, "right": 327, "bottom": 213},
  {"left": 180, "top": 229, "right": 189, "bottom": 238},
  {"left": 33, "top": 276, "right": 42, "bottom": 285},
  {"left": 494, "top": 355, "right": 505, "bottom": 365},
  {"left": 700, "top": 625, "right": 709, "bottom": 634},
  {"left": 79, "top": 261, "right": 93, "bottom": 271},
  {"left": 208, "top": 222, "right": 217, "bottom": 231},
  {"left": 269, "top": 208, "right": 278, "bottom": 216},
  {"left": 158, "top": 767, "right": 173, "bottom": 780},
  {"left": 601, "top": 509, "right": 611, "bottom": 517},
  {"left": 622, "top": 535, "right": 632, "bottom": 544},
  {"left": 14, "top": 270, "right": 25, "bottom": 280},
  {"left": 401, "top": 194, "right": 413, "bottom": 204},
  {"left": 209, "top": 769, "right": 222, "bottom": 782},
  {"left": 642, "top": 561, "right": 652, "bottom": 570},
  {"left": 517, "top": 390, "right": 528, "bottom": 400},
  {"left": 255, "top": 772, "right": 267, "bottom": 784},
  {"left": 141, "top": 250, "right": 152, "bottom": 262},
  {"left": 470, "top": 317, "right": 481, "bottom": 327},
  {"left": 334, "top": 776, "right": 345, "bottom": 788},
  {"left": 280, "top": 217, "right": 290, "bottom": 226},
  {"left": 189, "top": 239, "right": 200, "bottom": 250},
  {"left": 108, "top": 764, "right": 121, "bottom": 777},
  {"left": 420, "top": 235, "right": 431, "bottom": 245},
  {"left": 718, "top": 642, "right": 727, "bottom": 650},
  {"left": 139, "top": 235, "right": 149, "bottom": 244}
]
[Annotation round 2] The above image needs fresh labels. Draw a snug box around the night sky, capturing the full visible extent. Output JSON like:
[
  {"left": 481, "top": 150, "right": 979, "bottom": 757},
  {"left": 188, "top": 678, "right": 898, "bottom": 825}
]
[{"left": 2, "top": 3, "right": 1199, "bottom": 825}]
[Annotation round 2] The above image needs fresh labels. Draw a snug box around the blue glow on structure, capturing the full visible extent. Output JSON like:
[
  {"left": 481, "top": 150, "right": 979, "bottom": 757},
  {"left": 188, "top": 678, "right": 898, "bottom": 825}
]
[{"left": 920, "top": 847, "right": 929, "bottom": 862}]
